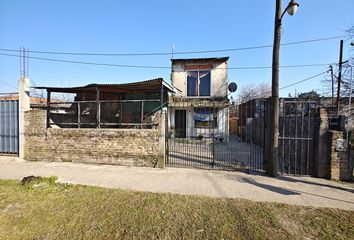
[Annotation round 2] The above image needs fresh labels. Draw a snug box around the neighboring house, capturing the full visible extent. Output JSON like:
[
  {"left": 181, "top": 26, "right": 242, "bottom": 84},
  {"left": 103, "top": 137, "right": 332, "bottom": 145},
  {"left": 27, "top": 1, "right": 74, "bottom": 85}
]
[
  {"left": 168, "top": 57, "right": 230, "bottom": 141},
  {"left": 0, "top": 94, "right": 48, "bottom": 106},
  {"left": 35, "top": 78, "right": 174, "bottom": 129}
]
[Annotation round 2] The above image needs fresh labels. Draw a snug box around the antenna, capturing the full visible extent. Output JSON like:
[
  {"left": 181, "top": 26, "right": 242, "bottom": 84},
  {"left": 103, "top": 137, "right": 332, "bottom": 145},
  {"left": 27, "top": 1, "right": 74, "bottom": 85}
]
[
  {"left": 171, "top": 45, "right": 175, "bottom": 59},
  {"left": 19, "top": 47, "right": 29, "bottom": 78},
  {"left": 23, "top": 47, "right": 26, "bottom": 78},
  {"left": 19, "top": 47, "right": 22, "bottom": 78},
  {"left": 26, "top": 48, "right": 29, "bottom": 77}
]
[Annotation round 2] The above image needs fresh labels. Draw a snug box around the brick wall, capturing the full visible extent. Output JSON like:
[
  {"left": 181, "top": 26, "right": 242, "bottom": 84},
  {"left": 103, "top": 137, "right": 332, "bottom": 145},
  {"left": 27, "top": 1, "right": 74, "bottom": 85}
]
[
  {"left": 24, "top": 109, "right": 162, "bottom": 167},
  {"left": 328, "top": 131, "right": 351, "bottom": 181}
]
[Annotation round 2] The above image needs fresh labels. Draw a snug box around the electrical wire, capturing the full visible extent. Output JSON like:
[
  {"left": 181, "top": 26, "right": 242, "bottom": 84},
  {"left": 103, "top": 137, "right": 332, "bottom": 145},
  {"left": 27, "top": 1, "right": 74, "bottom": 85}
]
[
  {"left": 0, "top": 36, "right": 343, "bottom": 56},
  {"left": 0, "top": 52, "right": 335, "bottom": 70},
  {"left": 280, "top": 71, "right": 329, "bottom": 90},
  {"left": 0, "top": 53, "right": 170, "bottom": 69},
  {"left": 0, "top": 79, "right": 18, "bottom": 90},
  {"left": 253, "top": 70, "right": 329, "bottom": 98}
]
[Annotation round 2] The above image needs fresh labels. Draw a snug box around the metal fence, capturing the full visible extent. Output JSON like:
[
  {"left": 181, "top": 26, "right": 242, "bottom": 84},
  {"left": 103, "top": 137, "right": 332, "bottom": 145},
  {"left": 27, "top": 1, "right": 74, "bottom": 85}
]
[
  {"left": 0, "top": 100, "right": 19, "bottom": 154},
  {"left": 166, "top": 99, "right": 266, "bottom": 172},
  {"left": 278, "top": 100, "right": 317, "bottom": 175},
  {"left": 48, "top": 99, "right": 162, "bottom": 129}
]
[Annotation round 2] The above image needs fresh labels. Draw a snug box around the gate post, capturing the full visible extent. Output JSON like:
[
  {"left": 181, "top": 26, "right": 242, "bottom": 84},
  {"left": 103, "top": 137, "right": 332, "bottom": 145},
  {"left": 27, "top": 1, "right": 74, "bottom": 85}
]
[
  {"left": 18, "top": 77, "right": 30, "bottom": 159},
  {"left": 158, "top": 109, "right": 167, "bottom": 168},
  {"left": 313, "top": 107, "right": 330, "bottom": 178},
  {"left": 264, "top": 97, "right": 273, "bottom": 174}
]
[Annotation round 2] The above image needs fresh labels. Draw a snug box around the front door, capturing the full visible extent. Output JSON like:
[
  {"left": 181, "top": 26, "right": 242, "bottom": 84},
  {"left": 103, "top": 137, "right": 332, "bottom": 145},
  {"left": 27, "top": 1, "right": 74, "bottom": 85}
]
[{"left": 175, "top": 110, "right": 186, "bottom": 138}]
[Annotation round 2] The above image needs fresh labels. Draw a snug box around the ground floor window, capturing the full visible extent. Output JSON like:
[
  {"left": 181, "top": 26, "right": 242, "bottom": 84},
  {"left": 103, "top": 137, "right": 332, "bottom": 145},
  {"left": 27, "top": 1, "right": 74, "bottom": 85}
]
[{"left": 193, "top": 107, "right": 217, "bottom": 128}]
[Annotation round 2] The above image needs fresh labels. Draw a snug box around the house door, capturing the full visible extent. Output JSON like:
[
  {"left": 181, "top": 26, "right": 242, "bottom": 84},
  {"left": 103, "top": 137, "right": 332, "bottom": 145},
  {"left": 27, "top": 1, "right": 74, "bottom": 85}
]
[{"left": 175, "top": 110, "right": 186, "bottom": 138}]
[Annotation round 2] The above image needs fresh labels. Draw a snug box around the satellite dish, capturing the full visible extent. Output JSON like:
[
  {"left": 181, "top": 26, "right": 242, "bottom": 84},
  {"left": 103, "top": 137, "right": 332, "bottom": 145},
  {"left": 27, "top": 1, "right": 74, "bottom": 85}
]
[{"left": 228, "top": 82, "right": 237, "bottom": 92}]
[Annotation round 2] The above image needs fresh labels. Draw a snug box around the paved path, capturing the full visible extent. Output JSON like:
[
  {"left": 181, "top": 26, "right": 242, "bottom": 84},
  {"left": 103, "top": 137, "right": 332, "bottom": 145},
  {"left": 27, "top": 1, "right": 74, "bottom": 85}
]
[{"left": 0, "top": 156, "right": 353, "bottom": 210}]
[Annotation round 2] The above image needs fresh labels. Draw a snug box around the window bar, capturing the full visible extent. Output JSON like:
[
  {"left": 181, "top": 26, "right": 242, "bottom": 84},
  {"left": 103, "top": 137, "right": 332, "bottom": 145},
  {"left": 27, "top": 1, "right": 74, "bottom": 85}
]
[
  {"left": 281, "top": 99, "right": 286, "bottom": 174},
  {"left": 96, "top": 87, "right": 100, "bottom": 129},
  {"left": 212, "top": 103, "right": 216, "bottom": 168},
  {"left": 198, "top": 104, "right": 201, "bottom": 168},
  {"left": 287, "top": 102, "right": 291, "bottom": 174},
  {"left": 300, "top": 102, "right": 304, "bottom": 175},
  {"left": 77, "top": 101, "right": 81, "bottom": 128},
  {"left": 294, "top": 101, "right": 298, "bottom": 175},
  {"left": 4, "top": 101, "right": 7, "bottom": 152},
  {"left": 307, "top": 101, "right": 311, "bottom": 175},
  {"left": 46, "top": 90, "right": 51, "bottom": 128},
  {"left": 141, "top": 101, "right": 144, "bottom": 129},
  {"left": 160, "top": 83, "right": 163, "bottom": 111}
]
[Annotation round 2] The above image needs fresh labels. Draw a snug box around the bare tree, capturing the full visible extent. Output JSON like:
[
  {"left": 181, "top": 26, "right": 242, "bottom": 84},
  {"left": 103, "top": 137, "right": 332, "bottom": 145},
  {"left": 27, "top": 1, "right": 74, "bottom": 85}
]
[
  {"left": 238, "top": 82, "right": 271, "bottom": 102},
  {"left": 29, "top": 81, "right": 45, "bottom": 99},
  {"left": 258, "top": 82, "right": 271, "bottom": 98},
  {"left": 320, "top": 25, "right": 354, "bottom": 97}
]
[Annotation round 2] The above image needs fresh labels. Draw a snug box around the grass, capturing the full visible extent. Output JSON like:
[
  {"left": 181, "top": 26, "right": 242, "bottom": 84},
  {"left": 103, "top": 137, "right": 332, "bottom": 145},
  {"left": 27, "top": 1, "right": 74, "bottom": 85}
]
[{"left": 0, "top": 178, "right": 353, "bottom": 240}]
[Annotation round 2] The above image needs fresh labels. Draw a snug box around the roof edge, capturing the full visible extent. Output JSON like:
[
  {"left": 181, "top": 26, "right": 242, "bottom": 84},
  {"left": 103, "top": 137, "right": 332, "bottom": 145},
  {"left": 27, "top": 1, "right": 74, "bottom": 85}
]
[
  {"left": 171, "top": 57, "right": 229, "bottom": 63},
  {"left": 34, "top": 78, "right": 175, "bottom": 93}
]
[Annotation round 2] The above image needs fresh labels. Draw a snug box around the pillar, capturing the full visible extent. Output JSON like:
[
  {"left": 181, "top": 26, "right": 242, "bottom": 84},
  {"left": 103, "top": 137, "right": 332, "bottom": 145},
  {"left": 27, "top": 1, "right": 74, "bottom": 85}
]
[
  {"left": 158, "top": 109, "right": 166, "bottom": 168},
  {"left": 18, "top": 77, "right": 30, "bottom": 159}
]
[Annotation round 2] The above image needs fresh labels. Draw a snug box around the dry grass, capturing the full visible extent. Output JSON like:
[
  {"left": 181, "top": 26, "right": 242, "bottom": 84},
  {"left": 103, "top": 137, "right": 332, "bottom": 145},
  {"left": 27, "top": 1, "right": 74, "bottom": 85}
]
[{"left": 0, "top": 178, "right": 353, "bottom": 240}]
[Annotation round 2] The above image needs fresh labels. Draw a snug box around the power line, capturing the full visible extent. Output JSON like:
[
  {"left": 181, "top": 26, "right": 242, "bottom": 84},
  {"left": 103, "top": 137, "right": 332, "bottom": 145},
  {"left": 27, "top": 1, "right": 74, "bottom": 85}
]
[
  {"left": 0, "top": 36, "right": 343, "bottom": 57},
  {"left": 0, "top": 53, "right": 335, "bottom": 70},
  {"left": 253, "top": 70, "right": 329, "bottom": 98},
  {"left": 0, "top": 79, "right": 18, "bottom": 90},
  {"left": 0, "top": 53, "right": 170, "bottom": 69},
  {"left": 229, "top": 63, "right": 332, "bottom": 70},
  {"left": 280, "top": 70, "right": 329, "bottom": 90}
]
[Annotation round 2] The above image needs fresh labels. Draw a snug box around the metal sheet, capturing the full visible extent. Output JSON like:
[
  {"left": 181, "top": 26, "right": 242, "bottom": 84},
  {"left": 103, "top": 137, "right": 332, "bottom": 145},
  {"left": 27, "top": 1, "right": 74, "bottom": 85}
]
[{"left": 0, "top": 100, "right": 19, "bottom": 154}]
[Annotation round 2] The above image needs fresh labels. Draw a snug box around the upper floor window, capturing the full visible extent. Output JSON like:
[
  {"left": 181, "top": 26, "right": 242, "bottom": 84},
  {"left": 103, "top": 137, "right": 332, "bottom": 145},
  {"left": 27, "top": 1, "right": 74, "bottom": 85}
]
[{"left": 187, "top": 70, "right": 211, "bottom": 97}]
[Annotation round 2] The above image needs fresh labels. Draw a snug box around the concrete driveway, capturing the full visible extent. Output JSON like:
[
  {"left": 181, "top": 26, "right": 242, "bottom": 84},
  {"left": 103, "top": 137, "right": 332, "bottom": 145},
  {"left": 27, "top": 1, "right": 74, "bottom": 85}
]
[{"left": 0, "top": 156, "right": 353, "bottom": 210}]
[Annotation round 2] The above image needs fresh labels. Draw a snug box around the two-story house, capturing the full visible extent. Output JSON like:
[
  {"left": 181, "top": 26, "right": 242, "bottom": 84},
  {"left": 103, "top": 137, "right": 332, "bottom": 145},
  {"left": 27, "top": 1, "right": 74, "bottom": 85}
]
[{"left": 168, "top": 57, "right": 229, "bottom": 142}]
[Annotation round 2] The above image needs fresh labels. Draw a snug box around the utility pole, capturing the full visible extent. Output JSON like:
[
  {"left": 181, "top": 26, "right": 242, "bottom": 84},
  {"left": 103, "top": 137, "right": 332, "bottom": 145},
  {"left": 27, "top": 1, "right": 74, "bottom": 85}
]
[
  {"left": 269, "top": 0, "right": 282, "bottom": 177},
  {"left": 268, "top": 0, "right": 299, "bottom": 177},
  {"left": 337, "top": 40, "right": 343, "bottom": 114}
]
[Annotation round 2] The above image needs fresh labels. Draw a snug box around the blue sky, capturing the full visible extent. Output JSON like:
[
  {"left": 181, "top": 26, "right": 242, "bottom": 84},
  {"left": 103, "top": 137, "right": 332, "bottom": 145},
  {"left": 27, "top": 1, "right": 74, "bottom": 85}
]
[{"left": 0, "top": 0, "right": 353, "bottom": 97}]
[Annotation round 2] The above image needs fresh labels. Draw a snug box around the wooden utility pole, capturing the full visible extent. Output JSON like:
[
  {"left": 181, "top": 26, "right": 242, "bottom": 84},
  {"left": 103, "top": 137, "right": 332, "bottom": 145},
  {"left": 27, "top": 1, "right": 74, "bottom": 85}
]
[
  {"left": 268, "top": 0, "right": 282, "bottom": 177},
  {"left": 337, "top": 40, "right": 344, "bottom": 114}
]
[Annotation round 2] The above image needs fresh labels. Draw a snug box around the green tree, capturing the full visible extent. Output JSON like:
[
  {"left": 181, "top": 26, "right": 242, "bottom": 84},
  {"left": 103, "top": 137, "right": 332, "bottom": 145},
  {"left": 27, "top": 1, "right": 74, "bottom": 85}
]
[{"left": 298, "top": 90, "right": 321, "bottom": 100}]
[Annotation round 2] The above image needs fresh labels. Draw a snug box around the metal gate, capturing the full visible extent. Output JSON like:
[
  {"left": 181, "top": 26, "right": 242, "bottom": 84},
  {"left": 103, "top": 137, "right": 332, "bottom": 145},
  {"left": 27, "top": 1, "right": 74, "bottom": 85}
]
[
  {"left": 166, "top": 99, "right": 266, "bottom": 172},
  {"left": 0, "top": 100, "right": 19, "bottom": 154},
  {"left": 278, "top": 99, "right": 317, "bottom": 175}
]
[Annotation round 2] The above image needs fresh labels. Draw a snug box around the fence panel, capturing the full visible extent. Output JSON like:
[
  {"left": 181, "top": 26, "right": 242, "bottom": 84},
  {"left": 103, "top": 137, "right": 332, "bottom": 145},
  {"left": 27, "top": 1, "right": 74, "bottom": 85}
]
[
  {"left": 278, "top": 100, "right": 317, "bottom": 175},
  {"left": 48, "top": 100, "right": 161, "bottom": 129},
  {"left": 166, "top": 99, "right": 266, "bottom": 172},
  {"left": 0, "top": 100, "right": 19, "bottom": 154}
]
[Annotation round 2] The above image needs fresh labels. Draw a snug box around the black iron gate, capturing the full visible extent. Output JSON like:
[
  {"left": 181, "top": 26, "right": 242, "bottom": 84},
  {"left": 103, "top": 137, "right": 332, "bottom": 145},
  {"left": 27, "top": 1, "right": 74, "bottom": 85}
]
[
  {"left": 166, "top": 99, "right": 266, "bottom": 172},
  {"left": 278, "top": 99, "right": 317, "bottom": 175}
]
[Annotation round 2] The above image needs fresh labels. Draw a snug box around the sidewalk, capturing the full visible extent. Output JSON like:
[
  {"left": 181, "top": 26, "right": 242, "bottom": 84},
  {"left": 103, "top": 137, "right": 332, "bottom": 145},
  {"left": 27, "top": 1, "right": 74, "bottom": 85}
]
[{"left": 0, "top": 156, "right": 353, "bottom": 210}]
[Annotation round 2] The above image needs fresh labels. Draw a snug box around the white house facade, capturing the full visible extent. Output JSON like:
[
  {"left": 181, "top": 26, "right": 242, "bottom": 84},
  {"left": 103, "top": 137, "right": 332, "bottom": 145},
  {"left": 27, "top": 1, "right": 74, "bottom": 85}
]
[{"left": 168, "top": 57, "right": 230, "bottom": 142}]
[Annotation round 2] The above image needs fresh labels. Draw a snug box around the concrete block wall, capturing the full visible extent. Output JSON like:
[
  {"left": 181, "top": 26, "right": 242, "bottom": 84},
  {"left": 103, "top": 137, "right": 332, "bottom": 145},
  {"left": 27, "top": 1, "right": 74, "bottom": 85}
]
[{"left": 24, "top": 109, "right": 162, "bottom": 167}]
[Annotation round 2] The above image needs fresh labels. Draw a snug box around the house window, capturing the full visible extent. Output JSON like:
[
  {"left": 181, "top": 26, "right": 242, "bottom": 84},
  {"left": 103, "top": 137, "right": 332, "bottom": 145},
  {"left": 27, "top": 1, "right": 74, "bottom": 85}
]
[
  {"left": 187, "top": 70, "right": 211, "bottom": 97},
  {"left": 193, "top": 108, "right": 217, "bottom": 128}
]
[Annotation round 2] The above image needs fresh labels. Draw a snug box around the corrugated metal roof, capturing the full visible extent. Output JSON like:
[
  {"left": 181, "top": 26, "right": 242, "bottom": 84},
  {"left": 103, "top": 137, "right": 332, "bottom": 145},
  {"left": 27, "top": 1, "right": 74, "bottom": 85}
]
[
  {"left": 35, "top": 78, "right": 176, "bottom": 93},
  {"left": 171, "top": 57, "right": 229, "bottom": 63}
]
